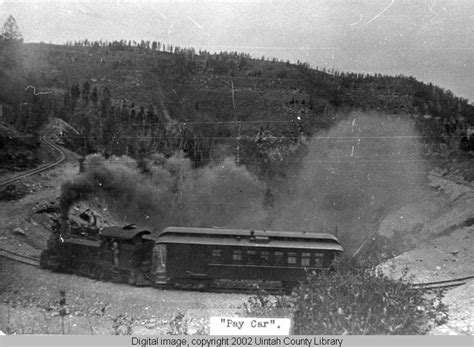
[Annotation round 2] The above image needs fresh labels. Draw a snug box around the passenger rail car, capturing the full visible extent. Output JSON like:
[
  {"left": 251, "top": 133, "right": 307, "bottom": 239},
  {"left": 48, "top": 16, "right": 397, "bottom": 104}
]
[{"left": 155, "top": 226, "right": 343, "bottom": 290}]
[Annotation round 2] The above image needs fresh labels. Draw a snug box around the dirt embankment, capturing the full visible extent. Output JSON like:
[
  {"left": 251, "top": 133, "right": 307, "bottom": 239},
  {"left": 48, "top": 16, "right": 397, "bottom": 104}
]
[{"left": 379, "top": 170, "right": 474, "bottom": 335}]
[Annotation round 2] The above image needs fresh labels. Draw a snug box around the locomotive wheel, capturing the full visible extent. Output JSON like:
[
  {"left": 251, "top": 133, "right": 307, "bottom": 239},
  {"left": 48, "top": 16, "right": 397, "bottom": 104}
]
[
  {"left": 111, "top": 269, "right": 121, "bottom": 283},
  {"left": 92, "top": 266, "right": 105, "bottom": 280},
  {"left": 128, "top": 270, "right": 137, "bottom": 285},
  {"left": 39, "top": 251, "right": 51, "bottom": 269},
  {"left": 196, "top": 279, "right": 212, "bottom": 291},
  {"left": 40, "top": 251, "right": 61, "bottom": 271},
  {"left": 169, "top": 278, "right": 181, "bottom": 289}
]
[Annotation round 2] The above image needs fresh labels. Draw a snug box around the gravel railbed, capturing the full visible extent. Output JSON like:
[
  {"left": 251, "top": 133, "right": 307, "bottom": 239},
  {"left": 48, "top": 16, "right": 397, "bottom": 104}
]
[{"left": 0, "top": 259, "right": 249, "bottom": 334}]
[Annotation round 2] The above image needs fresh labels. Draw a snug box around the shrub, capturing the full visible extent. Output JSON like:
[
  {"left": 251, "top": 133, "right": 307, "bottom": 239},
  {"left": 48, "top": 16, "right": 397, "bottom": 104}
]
[
  {"left": 292, "top": 262, "right": 448, "bottom": 334},
  {"left": 112, "top": 314, "right": 133, "bottom": 335},
  {"left": 167, "top": 312, "right": 188, "bottom": 335},
  {"left": 242, "top": 285, "right": 293, "bottom": 318}
]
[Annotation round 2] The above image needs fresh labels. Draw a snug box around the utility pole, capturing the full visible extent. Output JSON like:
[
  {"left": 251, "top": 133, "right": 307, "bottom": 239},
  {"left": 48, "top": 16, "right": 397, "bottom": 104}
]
[
  {"left": 177, "top": 166, "right": 184, "bottom": 225},
  {"left": 231, "top": 80, "right": 240, "bottom": 163},
  {"left": 236, "top": 121, "right": 241, "bottom": 164},
  {"left": 231, "top": 80, "right": 236, "bottom": 112}
]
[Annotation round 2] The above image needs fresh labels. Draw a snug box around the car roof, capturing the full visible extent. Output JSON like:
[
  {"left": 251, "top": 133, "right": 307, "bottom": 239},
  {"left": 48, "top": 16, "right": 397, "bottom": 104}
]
[
  {"left": 161, "top": 226, "right": 340, "bottom": 241},
  {"left": 157, "top": 233, "right": 343, "bottom": 251},
  {"left": 100, "top": 226, "right": 151, "bottom": 240},
  {"left": 64, "top": 237, "right": 102, "bottom": 247},
  {"left": 157, "top": 226, "right": 342, "bottom": 251}
]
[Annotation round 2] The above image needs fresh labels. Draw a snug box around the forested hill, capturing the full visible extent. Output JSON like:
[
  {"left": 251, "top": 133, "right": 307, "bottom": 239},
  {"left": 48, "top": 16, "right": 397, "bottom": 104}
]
[{"left": 2, "top": 39, "right": 474, "bottom": 175}]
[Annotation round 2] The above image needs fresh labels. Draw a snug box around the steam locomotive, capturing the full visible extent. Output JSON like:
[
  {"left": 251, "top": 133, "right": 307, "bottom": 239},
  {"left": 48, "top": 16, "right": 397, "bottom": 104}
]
[{"left": 40, "top": 222, "right": 343, "bottom": 291}]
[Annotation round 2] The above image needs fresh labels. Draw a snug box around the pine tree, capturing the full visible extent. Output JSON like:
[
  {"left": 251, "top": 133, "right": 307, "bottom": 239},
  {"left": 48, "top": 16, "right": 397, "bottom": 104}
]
[
  {"left": 82, "top": 81, "right": 90, "bottom": 104},
  {"left": 1, "top": 15, "right": 22, "bottom": 42},
  {"left": 90, "top": 87, "right": 98, "bottom": 106},
  {"left": 0, "top": 15, "right": 24, "bottom": 105},
  {"left": 1, "top": 15, "right": 23, "bottom": 70},
  {"left": 70, "top": 83, "right": 81, "bottom": 110}
]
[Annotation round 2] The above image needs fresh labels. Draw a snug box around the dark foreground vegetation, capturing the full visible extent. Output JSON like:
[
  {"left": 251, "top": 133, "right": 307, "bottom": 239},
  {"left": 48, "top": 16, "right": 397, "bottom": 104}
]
[{"left": 244, "top": 260, "right": 448, "bottom": 334}]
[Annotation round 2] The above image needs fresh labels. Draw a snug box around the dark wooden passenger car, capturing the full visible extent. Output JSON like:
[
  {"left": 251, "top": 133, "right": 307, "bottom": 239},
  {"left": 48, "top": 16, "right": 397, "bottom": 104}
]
[
  {"left": 40, "top": 225, "right": 154, "bottom": 285},
  {"left": 156, "top": 226, "right": 343, "bottom": 290}
]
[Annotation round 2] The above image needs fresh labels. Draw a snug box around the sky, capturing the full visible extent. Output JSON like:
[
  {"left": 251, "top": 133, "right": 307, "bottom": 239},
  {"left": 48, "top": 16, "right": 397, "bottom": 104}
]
[{"left": 1, "top": 0, "right": 473, "bottom": 102}]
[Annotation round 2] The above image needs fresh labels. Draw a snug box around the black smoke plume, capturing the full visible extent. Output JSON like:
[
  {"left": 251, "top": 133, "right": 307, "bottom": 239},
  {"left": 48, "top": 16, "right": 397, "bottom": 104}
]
[
  {"left": 59, "top": 153, "right": 267, "bottom": 233},
  {"left": 59, "top": 111, "right": 428, "bottom": 256}
]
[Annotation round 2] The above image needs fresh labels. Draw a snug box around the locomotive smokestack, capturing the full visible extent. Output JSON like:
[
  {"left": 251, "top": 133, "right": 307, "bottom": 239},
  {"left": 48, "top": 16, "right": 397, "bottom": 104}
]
[{"left": 59, "top": 175, "right": 100, "bottom": 234}]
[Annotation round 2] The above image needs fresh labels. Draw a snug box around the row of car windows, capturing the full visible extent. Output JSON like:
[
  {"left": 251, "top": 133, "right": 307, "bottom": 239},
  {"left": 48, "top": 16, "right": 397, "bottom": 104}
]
[{"left": 211, "top": 249, "right": 326, "bottom": 267}]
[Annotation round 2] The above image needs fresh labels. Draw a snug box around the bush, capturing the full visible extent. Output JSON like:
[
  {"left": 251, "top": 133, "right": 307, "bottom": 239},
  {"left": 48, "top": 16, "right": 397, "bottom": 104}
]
[
  {"left": 112, "top": 314, "right": 133, "bottom": 335},
  {"left": 242, "top": 285, "right": 293, "bottom": 318},
  {"left": 167, "top": 312, "right": 188, "bottom": 335},
  {"left": 292, "top": 262, "right": 448, "bottom": 334}
]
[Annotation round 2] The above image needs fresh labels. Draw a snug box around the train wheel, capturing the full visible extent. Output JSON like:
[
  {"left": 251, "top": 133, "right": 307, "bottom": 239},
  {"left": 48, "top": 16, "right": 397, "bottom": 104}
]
[
  {"left": 92, "top": 266, "right": 105, "bottom": 280},
  {"left": 196, "top": 279, "right": 212, "bottom": 291},
  {"left": 39, "top": 251, "right": 52, "bottom": 269},
  {"left": 78, "top": 264, "right": 90, "bottom": 276},
  {"left": 111, "top": 269, "right": 121, "bottom": 283},
  {"left": 282, "top": 281, "right": 296, "bottom": 294},
  {"left": 128, "top": 270, "right": 137, "bottom": 285},
  {"left": 169, "top": 278, "right": 180, "bottom": 289},
  {"left": 134, "top": 271, "right": 148, "bottom": 286}
]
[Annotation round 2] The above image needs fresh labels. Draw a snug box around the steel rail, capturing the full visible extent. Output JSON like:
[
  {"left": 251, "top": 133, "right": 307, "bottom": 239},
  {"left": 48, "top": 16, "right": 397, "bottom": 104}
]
[
  {"left": 0, "top": 132, "right": 67, "bottom": 187},
  {"left": 0, "top": 248, "right": 40, "bottom": 267},
  {"left": 411, "top": 275, "right": 474, "bottom": 290},
  {"left": 1, "top": 246, "right": 472, "bottom": 293}
]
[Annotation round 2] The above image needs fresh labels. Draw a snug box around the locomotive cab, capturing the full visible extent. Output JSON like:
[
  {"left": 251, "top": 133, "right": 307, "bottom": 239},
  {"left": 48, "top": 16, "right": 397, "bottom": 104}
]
[{"left": 40, "top": 225, "right": 155, "bottom": 286}]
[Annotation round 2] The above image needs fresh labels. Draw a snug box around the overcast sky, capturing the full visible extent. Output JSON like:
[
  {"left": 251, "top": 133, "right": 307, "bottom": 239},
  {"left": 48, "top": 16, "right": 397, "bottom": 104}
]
[{"left": 1, "top": 0, "right": 473, "bottom": 102}]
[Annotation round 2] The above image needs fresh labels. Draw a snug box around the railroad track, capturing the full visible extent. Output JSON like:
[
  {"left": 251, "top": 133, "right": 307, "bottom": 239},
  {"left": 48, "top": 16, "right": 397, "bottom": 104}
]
[
  {"left": 411, "top": 275, "right": 474, "bottom": 290},
  {"left": 0, "top": 130, "right": 67, "bottom": 188},
  {"left": 429, "top": 170, "right": 474, "bottom": 190},
  {"left": 0, "top": 248, "right": 40, "bottom": 267},
  {"left": 1, "top": 246, "right": 472, "bottom": 293}
]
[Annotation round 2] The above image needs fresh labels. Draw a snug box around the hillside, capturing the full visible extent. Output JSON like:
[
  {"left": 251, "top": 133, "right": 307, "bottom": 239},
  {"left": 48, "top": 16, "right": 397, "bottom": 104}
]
[{"left": 13, "top": 42, "right": 473, "bottom": 173}]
